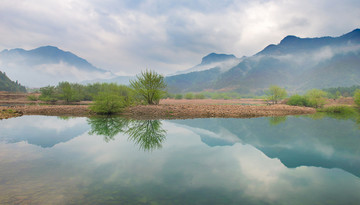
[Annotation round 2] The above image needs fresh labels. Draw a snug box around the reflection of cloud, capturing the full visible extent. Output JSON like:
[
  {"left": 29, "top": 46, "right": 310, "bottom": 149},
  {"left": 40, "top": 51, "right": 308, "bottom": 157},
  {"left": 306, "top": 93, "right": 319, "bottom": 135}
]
[{"left": 1, "top": 118, "right": 360, "bottom": 204}]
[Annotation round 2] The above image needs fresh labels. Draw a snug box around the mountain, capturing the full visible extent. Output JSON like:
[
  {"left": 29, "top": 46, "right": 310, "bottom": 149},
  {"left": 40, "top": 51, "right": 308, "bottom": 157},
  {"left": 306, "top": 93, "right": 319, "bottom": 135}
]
[
  {"left": 169, "top": 53, "right": 241, "bottom": 76},
  {"left": 0, "top": 46, "right": 114, "bottom": 87},
  {"left": 81, "top": 75, "right": 135, "bottom": 85},
  {"left": 166, "top": 29, "right": 360, "bottom": 94},
  {"left": 0, "top": 70, "right": 26, "bottom": 92}
]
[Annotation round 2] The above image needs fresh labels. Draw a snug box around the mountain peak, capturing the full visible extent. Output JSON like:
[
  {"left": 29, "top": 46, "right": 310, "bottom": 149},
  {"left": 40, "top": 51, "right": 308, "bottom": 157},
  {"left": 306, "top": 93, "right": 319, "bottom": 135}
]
[
  {"left": 201, "top": 53, "right": 237, "bottom": 65},
  {"left": 279, "top": 35, "right": 301, "bottom": 45}
]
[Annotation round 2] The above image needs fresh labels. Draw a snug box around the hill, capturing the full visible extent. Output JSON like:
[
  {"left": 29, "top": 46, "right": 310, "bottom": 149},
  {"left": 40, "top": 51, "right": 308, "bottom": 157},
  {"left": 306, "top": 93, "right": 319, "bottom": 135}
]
[
  {"left": 0, "top": 71, "right": 26, "bottom": 92},
  {"left": 0, "top": 46, "right": 114, "bottom": 87},
  {"left": 166, "top": 29, "right": 360, "bottom": 94}
]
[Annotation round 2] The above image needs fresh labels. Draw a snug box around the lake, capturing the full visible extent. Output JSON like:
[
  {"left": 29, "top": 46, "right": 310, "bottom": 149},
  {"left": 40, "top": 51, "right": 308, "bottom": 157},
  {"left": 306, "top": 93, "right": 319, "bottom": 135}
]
[{"left": 0, "top": 114, "right": 360, "bottom": 204}]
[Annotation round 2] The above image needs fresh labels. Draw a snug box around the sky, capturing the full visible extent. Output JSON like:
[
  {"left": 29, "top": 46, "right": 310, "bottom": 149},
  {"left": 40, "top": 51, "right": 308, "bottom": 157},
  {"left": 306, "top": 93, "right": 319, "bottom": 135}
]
[{"left": 0, "top": 0, "right": 359, "bottom": 76}]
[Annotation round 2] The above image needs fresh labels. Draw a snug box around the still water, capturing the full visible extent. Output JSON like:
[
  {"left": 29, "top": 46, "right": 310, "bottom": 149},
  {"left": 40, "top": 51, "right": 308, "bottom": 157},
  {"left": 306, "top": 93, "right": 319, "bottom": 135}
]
[{"left": 0, "top": 114, "right": 360, "bottom": 204}]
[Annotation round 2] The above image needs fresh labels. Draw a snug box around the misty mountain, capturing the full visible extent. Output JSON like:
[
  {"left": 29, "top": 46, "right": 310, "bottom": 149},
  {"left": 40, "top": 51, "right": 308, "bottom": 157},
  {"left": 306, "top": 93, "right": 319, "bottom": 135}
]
[
  {"left": 166, "top": 28, "right": 360, "bottom": 94},
  {"left": 170, "top": 53, "right": 241, "bottom": 76},
  {"left": 82, "top": 75, "right": 135, "bottom": 85},
  {"left": 0, "top": 46, "right": 114, "bottom": 87},
  {"left": 0, "top": 70, "right": 26, "bottom": 92}
]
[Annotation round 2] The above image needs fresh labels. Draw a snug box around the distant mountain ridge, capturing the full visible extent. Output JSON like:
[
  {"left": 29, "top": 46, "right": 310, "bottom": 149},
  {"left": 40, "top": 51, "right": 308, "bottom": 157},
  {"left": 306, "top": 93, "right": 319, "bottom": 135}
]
[
  {"left": 200, "top": 53, "right": 237, "bottom": 65},
  {"left": 0, "top": 46, "right": 113, "bottom": 87},
  {"left": 166, "top": 28, "right": 360, "bottom": 94},
  {"left": 170, "top": 53, "right": 241, "bottom": 76}
]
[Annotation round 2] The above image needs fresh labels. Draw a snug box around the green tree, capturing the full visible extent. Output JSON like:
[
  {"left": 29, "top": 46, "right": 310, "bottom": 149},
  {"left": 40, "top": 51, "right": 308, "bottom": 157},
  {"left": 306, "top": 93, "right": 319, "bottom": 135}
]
[
  {"left": 130, "top": 70, "right": 166, "bottom": 105},
  {"left": 57, "top": 82, "right": 76, "bottom": 104},
  {"left": 184, "top": 93, "right": 194, "bottom": 99},
  {"left": 265, "top": 85, "right": 287, "bottom": 104},
  {"left": 354, "top": 89, "right": 360, "bottom": 107},
  {"left": 39, "top": 86, "right": 57, "bottom": 102},
  {"left": 306, "top": 89, "right": 327, "bottom": 108}
]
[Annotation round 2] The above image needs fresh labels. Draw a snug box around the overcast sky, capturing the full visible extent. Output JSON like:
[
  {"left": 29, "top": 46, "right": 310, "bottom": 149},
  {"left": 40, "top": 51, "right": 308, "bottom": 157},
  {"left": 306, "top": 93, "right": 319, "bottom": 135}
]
[{"left": 0, "top": 0, "right": 359, "bottom": 76}]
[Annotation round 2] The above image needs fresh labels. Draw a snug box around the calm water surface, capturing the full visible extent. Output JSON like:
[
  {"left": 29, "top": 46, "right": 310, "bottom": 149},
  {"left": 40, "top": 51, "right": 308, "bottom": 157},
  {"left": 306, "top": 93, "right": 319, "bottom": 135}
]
[{"left": 0, "top": 114, "right": 360, "bottom": 204}]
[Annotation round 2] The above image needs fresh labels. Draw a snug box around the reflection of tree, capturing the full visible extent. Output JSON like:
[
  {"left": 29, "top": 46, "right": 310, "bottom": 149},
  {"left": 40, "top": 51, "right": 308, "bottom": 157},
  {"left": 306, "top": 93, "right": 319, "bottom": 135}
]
[
  {"left": 307, "top": 110, "right": 360, "bottom": 129},
  {"left": 126, "top": 120, "right": 167, "bottom": 151},
  {"left": 57, "top": 116, "right": 73, "bottom": 121},
  {"left": 268, "top": 116, "right": 287, "bottom": 126},
  {"left": 87, "top": 117, "right": 130, "bottom": 142},
  {"left": 87, "top": 117, "right": 167, "bottom": 151}
]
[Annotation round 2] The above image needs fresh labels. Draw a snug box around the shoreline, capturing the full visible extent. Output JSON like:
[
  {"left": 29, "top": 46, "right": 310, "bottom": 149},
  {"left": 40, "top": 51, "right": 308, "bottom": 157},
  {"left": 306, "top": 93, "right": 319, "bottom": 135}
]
[{"left": 1, "top": 103, "right": 316, "bottom": 120}]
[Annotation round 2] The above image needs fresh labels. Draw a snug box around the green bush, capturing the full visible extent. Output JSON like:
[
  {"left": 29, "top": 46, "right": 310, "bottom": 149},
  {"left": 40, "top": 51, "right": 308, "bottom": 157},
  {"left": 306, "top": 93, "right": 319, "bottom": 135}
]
[
  {"left": 184, "top": 93, "right": 194, "bottom": 100},
  {"left": 317, "top": 105, "right": 356, "bottom": 114},
  {"left": 306, "top": 89, "right": 327, "bottom": 108},
  {"left": 27, "top": 94, "right": 38, "bottom": 101},
  {"left": 175, "top": 94, "right": 183, "bottom": 99},
  {"left": 286, "top": 94, "right": 309, "bottom": 107},
  {"left": 354, "top": 89, "right": 360, "bottom": 107},
  {"left": 90, "top": 92, "right": 126, "bottom": 115},
  {"left": 194, "top": 93, "right": 205, "bottom": 99}
]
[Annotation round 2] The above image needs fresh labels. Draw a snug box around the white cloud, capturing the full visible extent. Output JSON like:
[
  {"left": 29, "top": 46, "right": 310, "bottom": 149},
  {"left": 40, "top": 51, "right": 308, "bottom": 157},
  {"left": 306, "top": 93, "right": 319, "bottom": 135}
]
[{"left": 0, "top": 0, "right": 359, "bottom": 76}]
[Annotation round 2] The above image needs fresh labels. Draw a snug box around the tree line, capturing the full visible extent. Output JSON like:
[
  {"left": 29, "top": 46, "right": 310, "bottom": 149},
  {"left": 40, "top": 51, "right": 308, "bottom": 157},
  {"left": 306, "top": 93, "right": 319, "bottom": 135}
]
[{"left": 34, "top": 70, "right": 166, "bottom": 114}]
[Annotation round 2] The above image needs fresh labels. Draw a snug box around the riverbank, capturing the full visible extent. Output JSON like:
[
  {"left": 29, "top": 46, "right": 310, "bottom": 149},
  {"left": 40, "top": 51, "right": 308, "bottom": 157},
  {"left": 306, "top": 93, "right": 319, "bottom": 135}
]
[
  {"left": 1, "top": 102, "right": 315, "bottom": 120},
  {"left": 0, "top": 108, "right": 23, "bottom": 119}
]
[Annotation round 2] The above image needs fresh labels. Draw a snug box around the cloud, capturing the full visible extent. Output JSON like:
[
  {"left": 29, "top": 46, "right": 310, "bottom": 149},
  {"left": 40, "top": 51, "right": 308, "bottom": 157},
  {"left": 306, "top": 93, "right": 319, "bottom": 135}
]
[{"left": 0, "top": 0, "right": 359, "bottom": 76}]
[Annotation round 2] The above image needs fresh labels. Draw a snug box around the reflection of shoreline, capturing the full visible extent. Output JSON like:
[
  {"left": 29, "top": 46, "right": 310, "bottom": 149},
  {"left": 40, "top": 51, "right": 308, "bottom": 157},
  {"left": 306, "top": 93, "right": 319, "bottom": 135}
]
[
  {"left": 87, "top": 117, "right": 167, "bottom": 151},
  {"left": 171, "top": 115, "right": 360, "bottom": 179}
]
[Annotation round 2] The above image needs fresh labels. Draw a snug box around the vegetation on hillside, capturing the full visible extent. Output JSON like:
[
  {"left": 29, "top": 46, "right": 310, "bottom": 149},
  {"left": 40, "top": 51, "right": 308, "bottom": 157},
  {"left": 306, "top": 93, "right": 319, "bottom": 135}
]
[
  {"left": 0, "top": 71, "right": 26, "bottom": 92},
  {"left": 323, "top": 85, "right": 360, "bottom": 98}
]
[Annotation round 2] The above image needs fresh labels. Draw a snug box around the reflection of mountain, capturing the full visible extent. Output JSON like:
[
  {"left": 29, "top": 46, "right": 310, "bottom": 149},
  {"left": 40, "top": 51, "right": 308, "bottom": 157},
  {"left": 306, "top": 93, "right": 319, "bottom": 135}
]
[
  {"left": 0, "top": 116, "right": 89, "bottom": 148},
  {"left": 171, "top": 116, "right": 360, "bottom": 178}
]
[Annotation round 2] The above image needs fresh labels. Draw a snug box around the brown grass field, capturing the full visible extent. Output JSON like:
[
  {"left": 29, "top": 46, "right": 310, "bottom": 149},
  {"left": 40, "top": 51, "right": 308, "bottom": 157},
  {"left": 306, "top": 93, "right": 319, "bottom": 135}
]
[
  {"left": 0, "top": 91, "right": 355, "bottom": 120},
  {"left": 0, "top": 92, "right": 315, "bottom": 119}
]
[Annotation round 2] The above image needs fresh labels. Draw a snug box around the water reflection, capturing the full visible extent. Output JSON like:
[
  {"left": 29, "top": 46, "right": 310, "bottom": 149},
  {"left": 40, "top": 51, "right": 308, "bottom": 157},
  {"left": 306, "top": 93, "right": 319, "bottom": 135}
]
[
  {"left": 87, "top": 117, "right": 130, "bottom": 142},
  {"left": 1, "top": 115, "right": 360, "bottom": 204},
  {"left": 87, "top": 117, "right": 167, "bottom": 151},
  {"left": 268, "top": 116, "right": 287, "bottom": 125},
  {"left": 172, "top": 113, "right": 360, "bottom": 178},
  {"left": 126, "top": 120, "right": 167, "bottom": 151}
]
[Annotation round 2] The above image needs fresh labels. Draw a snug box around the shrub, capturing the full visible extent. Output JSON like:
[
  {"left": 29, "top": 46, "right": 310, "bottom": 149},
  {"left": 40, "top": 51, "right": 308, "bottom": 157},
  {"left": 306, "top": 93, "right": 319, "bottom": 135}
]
[
  {"left": 317, "top": 105, "right": 356, "bottom": 114},
  {"left": 27, "top": 94, "right": 38, "bottom": 101},
  {"left": 286, "top": 94, "right": 309, "bottom": 107},
  {"left": 175, "top": 94, "right": 183, "bottom": 99},
  {"left": 354, "top": 89, "right": 360, "bottom": 107},
  {"left": 306, "top": 89, "right": 327, "bottom": 108},
  {"left": 194, "top": 93, "right": 205, "bottom": 99},
  {"left": 184, "top": 93, "right": 194, "bottom": 99},
  {"left": 90, "top": 91, "right": 126, "bottom": 115}
]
